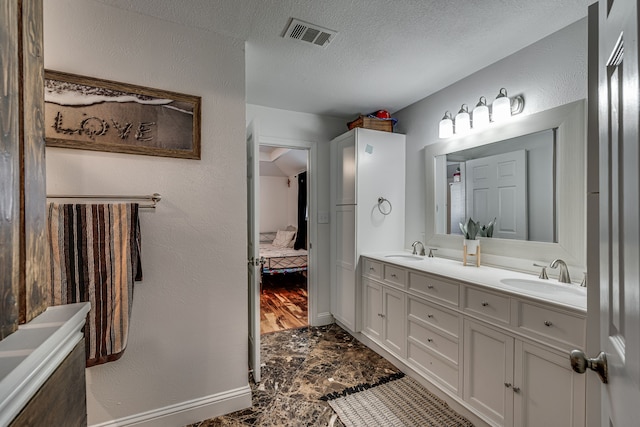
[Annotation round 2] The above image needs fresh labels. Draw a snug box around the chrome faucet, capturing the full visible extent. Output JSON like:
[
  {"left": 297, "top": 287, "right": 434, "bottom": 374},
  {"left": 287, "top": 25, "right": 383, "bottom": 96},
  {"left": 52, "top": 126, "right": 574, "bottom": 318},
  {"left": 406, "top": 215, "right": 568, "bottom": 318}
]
[
  {"left": 412, "top": 241, "right": 426, "bottom": 256},
  {"left": 550, "top": 259, "right": 571, "bottom": 284}
]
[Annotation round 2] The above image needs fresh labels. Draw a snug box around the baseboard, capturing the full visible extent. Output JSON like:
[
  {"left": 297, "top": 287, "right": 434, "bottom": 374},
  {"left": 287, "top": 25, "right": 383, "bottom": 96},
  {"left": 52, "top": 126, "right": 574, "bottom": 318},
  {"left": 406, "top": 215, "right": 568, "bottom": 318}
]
[
  {"left": 89, "top": 385, "right": 252, "bottom": 427},
  {"left": 312, "top": 311, "right": 334, "bottom": 327}
]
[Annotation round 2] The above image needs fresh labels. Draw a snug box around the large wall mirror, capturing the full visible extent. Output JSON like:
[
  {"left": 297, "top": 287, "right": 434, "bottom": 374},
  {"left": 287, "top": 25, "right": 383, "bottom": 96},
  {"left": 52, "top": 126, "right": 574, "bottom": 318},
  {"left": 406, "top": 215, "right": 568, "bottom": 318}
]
[{"left": 424, "top": 100, "right": 586, "bottom": 272}]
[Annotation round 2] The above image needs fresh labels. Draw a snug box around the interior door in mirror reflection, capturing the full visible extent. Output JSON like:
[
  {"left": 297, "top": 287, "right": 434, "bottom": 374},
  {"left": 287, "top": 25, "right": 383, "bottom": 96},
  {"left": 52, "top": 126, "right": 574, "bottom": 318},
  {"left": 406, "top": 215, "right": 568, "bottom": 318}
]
[{"left": 466, "top": 150, "right": 527, "bottom": 240}]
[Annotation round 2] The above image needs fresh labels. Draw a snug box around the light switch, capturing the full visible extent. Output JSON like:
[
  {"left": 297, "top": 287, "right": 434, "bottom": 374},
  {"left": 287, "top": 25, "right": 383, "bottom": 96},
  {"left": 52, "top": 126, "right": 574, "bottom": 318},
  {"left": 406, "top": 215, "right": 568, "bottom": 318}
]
[{"left": 318, "top": 211, "right": 329, "bottom": 224}]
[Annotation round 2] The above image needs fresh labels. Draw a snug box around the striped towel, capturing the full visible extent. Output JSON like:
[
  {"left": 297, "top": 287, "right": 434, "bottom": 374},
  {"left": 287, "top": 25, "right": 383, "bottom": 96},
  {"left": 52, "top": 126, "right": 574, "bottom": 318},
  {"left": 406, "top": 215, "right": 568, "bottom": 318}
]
[{"left": 47, "top": 203, "right": 142, "bottom": 367}]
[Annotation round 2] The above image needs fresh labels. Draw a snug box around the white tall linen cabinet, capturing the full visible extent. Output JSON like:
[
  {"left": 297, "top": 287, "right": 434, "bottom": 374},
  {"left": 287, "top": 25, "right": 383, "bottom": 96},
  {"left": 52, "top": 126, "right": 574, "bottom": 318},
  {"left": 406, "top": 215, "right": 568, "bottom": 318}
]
[{"left": 330, "top": 128, "right": 406, "bottom": 332}]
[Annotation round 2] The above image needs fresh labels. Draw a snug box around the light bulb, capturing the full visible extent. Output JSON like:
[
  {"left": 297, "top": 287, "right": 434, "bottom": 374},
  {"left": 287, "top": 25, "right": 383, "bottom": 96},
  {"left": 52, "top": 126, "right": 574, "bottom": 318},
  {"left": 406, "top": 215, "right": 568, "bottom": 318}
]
[
  {"left": 439, "top": 111, "right": 453, "bottom": 138},
  {"left": 472, "top": 96, "right": 490, "bottom": 129},
  {"left": 492, "top": 88, "right": 511, "bottom": 122},
  {"left": 454, "top": 104, "right": 470, "bottom": 135}
]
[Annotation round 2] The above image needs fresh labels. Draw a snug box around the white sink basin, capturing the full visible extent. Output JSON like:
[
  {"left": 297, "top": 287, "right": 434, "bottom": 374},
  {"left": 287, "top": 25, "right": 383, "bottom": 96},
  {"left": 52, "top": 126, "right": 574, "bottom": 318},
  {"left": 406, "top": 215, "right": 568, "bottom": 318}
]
[
  {"left": 385, "top": 254, "right": 423, "bottom": 261},
  {"left": 500, "top": 278, "right": 586, "bottom": 297}
]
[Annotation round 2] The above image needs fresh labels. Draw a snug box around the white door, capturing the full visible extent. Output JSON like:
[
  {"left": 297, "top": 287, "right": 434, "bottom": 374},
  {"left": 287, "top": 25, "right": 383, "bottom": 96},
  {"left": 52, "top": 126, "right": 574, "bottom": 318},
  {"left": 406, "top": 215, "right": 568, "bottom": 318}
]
[
  {"left": 466, "top": 150, "right": 527, "bottom": 240},
  {"left": 587, "top": 0, "right": 640, "bottom": 424},
  {"left": 246, "top": 121, "right": 261, "bottom": 383}
]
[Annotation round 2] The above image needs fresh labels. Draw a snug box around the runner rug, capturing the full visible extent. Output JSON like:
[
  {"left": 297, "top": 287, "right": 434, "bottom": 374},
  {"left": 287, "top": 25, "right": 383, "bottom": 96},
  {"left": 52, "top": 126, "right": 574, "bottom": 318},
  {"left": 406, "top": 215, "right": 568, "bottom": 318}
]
[{"left": 322, "top": 374, "right": 474, "bottom": 427}]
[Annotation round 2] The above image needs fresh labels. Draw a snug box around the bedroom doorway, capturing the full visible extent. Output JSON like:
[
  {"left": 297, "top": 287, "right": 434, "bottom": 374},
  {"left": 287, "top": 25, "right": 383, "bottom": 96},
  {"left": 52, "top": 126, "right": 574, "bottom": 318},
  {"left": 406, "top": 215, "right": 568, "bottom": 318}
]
[{"left": 257, "top": 144, "right": 311, "bottom": 334}]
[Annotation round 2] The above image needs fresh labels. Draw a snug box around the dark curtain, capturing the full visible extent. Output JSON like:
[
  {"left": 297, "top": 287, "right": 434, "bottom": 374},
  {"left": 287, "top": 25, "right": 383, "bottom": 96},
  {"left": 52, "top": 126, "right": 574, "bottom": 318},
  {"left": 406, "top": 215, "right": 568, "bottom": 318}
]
[{"left": 294, "top": 172, "right": 307, "bottom": 250}]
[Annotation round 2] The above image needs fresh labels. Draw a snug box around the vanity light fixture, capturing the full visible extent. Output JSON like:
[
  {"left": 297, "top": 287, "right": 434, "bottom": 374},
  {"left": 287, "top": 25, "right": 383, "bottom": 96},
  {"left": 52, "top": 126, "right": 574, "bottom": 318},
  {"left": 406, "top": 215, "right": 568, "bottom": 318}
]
[
  {"left": 438, "top": 88, "right": 524, "bottom": 139},
  {"left": 472, "top": 96, "right": 490, "bottom": 129},
  {"left": 454, "top": 104, "right": 471, "bottom": 135},
  {"left": 438, "top": 111, "right": 454, "bottom": 138}
]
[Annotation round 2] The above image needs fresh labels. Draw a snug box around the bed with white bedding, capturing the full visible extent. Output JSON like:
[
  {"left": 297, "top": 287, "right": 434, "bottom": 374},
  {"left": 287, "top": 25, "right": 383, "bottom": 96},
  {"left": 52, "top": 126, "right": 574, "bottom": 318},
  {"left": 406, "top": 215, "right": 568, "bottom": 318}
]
[{"left": 259, "top": 230, "right": 307, "bottom": 276}]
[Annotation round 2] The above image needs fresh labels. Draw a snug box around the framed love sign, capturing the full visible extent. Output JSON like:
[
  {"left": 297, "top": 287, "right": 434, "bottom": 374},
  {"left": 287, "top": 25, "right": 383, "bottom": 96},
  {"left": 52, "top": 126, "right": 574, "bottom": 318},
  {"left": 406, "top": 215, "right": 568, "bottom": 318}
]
[{"left": 44, "top": 70, "right": 201, "bottom": 159}]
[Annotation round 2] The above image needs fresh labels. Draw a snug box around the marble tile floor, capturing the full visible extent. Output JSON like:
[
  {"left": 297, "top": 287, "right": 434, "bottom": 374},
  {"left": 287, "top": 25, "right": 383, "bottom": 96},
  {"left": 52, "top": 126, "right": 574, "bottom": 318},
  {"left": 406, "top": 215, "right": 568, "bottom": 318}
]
[{"left": 186, "top": 324, "right": 402, "bottom": 427}]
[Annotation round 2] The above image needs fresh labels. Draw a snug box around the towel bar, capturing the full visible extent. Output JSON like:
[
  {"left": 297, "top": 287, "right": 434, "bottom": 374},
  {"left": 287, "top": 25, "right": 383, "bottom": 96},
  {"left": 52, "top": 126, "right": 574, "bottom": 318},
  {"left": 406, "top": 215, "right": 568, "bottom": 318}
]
[{"left": 46, "top": 193, "right": 162, "bottom": 209}]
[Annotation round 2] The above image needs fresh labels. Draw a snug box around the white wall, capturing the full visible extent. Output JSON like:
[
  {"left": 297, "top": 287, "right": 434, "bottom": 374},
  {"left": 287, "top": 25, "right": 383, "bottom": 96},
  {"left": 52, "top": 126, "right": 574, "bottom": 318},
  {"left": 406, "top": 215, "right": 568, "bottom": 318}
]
[
  {"left": 247, "top": 104, "right": 345, "bottom": 325},
  {"left": 44, "top": 1, "right": 249, "bottom": 426},
  {"left": 395, "top": 18, "right": 587, "bottom": 248},
  {"left": 260, "top": 176, "right": 291, "bottom": 232}
]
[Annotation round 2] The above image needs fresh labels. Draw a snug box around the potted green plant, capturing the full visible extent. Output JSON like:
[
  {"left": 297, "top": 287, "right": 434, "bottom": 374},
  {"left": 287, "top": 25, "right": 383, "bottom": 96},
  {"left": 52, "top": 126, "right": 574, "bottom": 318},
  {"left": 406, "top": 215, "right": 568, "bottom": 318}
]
[{"left": 459, "top": 218, "right": 480, "bottom": 255}]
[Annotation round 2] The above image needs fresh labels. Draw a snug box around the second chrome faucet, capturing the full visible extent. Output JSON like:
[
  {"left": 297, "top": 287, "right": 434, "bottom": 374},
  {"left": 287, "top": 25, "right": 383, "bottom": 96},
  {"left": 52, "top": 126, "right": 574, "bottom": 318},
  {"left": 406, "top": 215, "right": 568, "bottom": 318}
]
[
  {"left": 550, "top": 259, "right": 571, "bottom": 283},
  {"left": 534, "top": 259, "right": 571, "bottom": 283}
]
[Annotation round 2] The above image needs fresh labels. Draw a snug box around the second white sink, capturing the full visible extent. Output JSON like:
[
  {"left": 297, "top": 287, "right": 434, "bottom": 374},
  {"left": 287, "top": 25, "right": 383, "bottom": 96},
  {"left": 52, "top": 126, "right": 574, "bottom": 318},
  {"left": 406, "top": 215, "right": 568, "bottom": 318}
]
[{"left": 500, "top": 278, "right": 586, "bottom": 297}]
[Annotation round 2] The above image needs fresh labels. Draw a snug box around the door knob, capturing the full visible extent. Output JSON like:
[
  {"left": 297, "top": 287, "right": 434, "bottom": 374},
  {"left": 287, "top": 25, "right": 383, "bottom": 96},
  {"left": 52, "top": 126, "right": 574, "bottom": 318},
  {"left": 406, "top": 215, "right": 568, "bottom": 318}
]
[{"left": 570, "top": 350, "right": 608, "bottom": 384}]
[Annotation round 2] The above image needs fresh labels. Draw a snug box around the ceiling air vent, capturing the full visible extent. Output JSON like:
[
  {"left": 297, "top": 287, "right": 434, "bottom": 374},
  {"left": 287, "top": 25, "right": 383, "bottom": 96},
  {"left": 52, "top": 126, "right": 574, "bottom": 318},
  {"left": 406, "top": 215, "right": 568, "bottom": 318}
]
[{"left": 283, "top": 18, "right": 337, "bottom": 48}]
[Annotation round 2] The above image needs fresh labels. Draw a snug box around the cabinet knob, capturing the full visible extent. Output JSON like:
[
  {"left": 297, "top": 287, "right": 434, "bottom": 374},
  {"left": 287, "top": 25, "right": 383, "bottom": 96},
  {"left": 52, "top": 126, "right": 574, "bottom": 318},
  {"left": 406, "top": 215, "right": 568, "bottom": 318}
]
[
  {"left": 504, "top": 382, "right": 512, "bottom": 388},
  {"left": 512, "top": 386, "right": 521, "bottom": 393},
  {"left": 427, "top": 314, "right": 434, "bottom": 318},
  {"left": 427, "top": 338, "right": 433, "bottom": 343},
  {"left": 544, "top": 320, "right": 553, "bottom": 327},
  {"left": 427, "top": 285, "right": 434, "bottom": 289},
  {"left": 369, "top": 267, "right": 375, "bottom": 271},
  {"left": 380, "top": 314, "right": 386, "bottom": 318},
  {"left": 481, "top": 301, "right": 489, "bottom": 307},
  {"left": 391, "top": 273, "right": 397, "bottom": 278}
]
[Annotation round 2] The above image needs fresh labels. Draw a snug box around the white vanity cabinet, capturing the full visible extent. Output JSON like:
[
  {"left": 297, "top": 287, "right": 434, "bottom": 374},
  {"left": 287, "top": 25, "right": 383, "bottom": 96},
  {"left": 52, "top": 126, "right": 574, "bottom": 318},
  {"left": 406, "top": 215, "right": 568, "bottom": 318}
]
[
  {"left": 359, "top": 256, "right": 586, "bottom": 427},
  {"left": 330, "top": 129, "right": 405, "bottom": 332},
  {"left": 363, "top": 277, "right": 406, "bottom": 357},
  {"left": 463, "top": 319, "right": 586, "bottom": 427},
  {"left": 362, "top": 258, "right": 407, "bottom": 357}
]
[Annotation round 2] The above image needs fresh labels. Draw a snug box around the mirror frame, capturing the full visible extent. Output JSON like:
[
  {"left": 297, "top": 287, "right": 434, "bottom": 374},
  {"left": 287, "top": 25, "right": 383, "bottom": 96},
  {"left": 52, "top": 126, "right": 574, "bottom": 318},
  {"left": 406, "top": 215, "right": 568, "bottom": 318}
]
[{"left": 424, "top": 99, "right": 586, "bottom": 272}]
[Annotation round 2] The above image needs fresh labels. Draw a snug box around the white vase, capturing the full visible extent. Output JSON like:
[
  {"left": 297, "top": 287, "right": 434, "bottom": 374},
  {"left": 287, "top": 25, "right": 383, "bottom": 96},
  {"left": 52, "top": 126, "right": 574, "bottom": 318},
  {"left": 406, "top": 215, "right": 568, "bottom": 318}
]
[{"left": 464, "top": 239, "right": 479, "bottom": 255}]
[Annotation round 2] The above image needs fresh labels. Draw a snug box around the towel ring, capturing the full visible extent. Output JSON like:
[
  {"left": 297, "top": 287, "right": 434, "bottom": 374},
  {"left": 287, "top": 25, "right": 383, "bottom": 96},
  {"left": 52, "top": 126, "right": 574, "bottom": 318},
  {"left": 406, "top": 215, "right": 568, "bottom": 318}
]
[{"left": 377, "top": 197, "right": 392, "bottom": 215}]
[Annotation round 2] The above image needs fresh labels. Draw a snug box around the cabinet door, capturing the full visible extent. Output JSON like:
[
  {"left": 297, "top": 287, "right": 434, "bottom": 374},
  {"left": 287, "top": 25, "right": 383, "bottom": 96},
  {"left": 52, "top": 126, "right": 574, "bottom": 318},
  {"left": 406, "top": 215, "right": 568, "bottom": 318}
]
[
  {"left": 382, "top": 286, "right": 406, "bottom": 357},
  {"left": 362, "top": 278, "right": 382, "bottom": 340},
  {"left": 463, "top": 320, "right": 514, "bottom": 426},
  {"left": 333, "top": 205, "right": 356, "bottom": 330},
  {"left": 513, "top": 341, "right": 585, "bottom": 427},
  {"left": 334, "top": 135, "right": 356, "bottom": 205}
]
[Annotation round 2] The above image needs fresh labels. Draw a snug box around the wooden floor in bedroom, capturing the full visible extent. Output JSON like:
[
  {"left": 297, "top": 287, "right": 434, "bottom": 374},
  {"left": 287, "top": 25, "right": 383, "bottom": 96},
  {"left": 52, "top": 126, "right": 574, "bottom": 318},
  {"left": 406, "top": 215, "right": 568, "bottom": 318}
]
[{"left": 260, "top": 273, "right": 308, "bottom": 334}]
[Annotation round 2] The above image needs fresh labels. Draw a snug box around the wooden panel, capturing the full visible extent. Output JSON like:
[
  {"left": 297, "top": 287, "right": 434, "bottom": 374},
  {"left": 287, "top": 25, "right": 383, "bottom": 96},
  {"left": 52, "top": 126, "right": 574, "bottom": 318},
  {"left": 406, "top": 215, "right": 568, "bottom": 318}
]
[
  {"left": 408, "top": 272, "right": 459, "bottom": 306},
  {"left": 383, "top": 264, "right": 406, "bottom": 289},
  {"left": 10, "top": 341, "right": 87, "bottom": 427},
  {"left": 0, "top": 0, "right": 21, "bottom": 340},
  {"left": 407, "top": 341, "right": 459, "bottom": 394},
  {"left": 362, "top": 258, "right": 382, "bottom": 280},
  {"left": 408, "top": 320, "right": 458, "bottom": 363},
  {"left": 19, "top": 0, "right": 48, "bottom": 323},
  {"left": 517, "top": 301, "right": 586, "bottom": 349},
  {"left": 408, "top": 296, "right": 460, "bottom": 337},
  {"left": 464, "top": 286, "right": 511, "bottom": 324}
]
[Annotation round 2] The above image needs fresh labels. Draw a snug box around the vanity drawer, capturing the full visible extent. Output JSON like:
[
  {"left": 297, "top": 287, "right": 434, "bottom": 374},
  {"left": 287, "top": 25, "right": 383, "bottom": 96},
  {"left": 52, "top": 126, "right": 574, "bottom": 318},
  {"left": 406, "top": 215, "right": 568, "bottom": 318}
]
[
  {"left": 407, "top": 342, "right": 459, "bottom": 394},
  {"left": 384, "top": 264, "right": 407, "bottom": 289},
  {"left": 516, "top": 302, "right": 586, "bottom": 348},
  {"left": 408, "top": 272, "right": 459, "bottom": 306},
  {"left": 362, "top": 258, "right": 382, "bottom": 280},
  {"left": 408, "top": 320, "right": 458, "bottom": 364},
  {"left": 408, "top": 297, "right": 460, "bottom": 338},
  {"left": 464, "top": 287, "right": 510, "bottom": 324}
]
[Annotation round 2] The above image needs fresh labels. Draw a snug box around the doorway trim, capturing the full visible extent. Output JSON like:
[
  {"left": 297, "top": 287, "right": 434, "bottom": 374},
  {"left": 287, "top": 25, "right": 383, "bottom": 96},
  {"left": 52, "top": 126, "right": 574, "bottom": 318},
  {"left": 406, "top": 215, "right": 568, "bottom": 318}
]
[{"left": 259, "top": 135, "right": 320, "bottom": 326}]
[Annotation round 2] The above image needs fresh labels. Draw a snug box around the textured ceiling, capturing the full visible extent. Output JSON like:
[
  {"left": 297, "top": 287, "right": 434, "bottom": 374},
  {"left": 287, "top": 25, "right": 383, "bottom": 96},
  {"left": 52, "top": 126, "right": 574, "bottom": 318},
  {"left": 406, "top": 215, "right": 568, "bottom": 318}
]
[{"left": 95, "top": 0, "right": 589, "bottom": 118}]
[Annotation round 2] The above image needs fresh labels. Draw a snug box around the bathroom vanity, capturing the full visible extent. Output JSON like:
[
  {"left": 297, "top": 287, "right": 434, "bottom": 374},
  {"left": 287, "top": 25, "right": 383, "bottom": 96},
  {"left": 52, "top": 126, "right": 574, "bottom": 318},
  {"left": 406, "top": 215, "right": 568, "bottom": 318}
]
[{"left": 359, "top": 254, "right": 586, "bottom": 427}]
